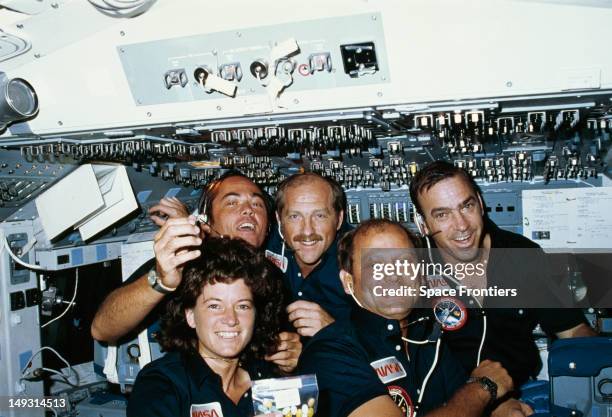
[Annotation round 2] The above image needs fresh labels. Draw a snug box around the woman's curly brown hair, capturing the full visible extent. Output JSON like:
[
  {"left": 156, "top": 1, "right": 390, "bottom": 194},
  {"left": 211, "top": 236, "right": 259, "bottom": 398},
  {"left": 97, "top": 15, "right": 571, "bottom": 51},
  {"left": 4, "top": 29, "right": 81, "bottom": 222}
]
[{"left": 158, "top": 237, "right": 284, "bottom": 361}]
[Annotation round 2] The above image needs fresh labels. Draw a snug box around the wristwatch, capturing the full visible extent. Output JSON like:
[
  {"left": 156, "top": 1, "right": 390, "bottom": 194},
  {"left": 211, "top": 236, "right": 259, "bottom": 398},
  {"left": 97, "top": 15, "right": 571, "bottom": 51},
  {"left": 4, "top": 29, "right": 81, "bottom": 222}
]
[
  {"left": 147, "top": 268, "right": 176, "bottom": 295},
  {"left": 466, "top": 376, "right": 498, "bottom": 404}
]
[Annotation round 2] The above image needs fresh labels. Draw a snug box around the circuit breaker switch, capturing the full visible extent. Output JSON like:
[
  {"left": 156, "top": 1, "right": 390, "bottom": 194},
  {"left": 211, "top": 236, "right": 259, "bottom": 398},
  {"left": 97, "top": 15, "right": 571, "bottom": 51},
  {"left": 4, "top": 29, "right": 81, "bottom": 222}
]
[
  {"left": 163, "top": 68, "right": 188, "bottom": 89},
  {"left": 308, "top": 52, "right": 332, "bottom": 73}
]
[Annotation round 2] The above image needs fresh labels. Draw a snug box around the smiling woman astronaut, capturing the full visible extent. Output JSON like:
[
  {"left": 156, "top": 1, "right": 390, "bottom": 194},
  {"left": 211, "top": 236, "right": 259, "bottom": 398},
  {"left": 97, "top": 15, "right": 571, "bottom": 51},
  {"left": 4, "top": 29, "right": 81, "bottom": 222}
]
[{"left": 126, "top": 238, "right": 284, "bottom": 417}]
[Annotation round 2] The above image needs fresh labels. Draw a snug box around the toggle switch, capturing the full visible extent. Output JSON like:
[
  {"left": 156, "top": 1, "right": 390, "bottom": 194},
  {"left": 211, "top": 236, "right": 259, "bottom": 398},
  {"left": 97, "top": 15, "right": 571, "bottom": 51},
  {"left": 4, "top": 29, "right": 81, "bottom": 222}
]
[{"left": 250, "top": 59, "right": 269, "bottom": 80}]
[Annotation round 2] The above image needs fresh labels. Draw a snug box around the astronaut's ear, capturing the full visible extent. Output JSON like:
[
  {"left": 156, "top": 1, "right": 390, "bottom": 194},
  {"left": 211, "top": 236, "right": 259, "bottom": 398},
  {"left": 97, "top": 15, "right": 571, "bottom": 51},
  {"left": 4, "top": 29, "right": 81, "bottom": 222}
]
[
  {"left": 185, "top": 308, "right": 196, "bottom": 329},
  {"left": 336, "top": 210, "right": 344, "bottom": 231},
  {"left": 478, "top": 194, "right": 485, "bottom": 216},
  {"left": 339, "top": 270, "right": 353, "bottom": 295}
]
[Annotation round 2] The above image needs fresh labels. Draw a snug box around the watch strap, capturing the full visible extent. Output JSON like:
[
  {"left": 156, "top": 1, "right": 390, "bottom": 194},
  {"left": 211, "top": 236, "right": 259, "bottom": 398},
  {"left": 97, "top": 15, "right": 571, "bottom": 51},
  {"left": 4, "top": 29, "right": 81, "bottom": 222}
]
[
  {"left": 148, "top": 269, "right": 176, "bottom": 295},
  {"left": 466, "top": 376, "right": 498, "bottom": 404}
]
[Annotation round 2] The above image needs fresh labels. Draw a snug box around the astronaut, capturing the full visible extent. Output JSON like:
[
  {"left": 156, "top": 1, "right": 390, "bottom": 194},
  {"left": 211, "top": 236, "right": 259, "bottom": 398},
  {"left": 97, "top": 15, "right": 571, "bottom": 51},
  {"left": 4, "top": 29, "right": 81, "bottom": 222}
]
[
  {"left": 298, "top": 219, "right": 526, "bottom": 417},
  {"left": 92, "top": 171, "right": 301, "bottom": 373},
  {"left": 409, "top": 161, "right": 596, "bottom": 392},
  {"left": 269, "top": 172, "right": 353, "bottom": 337}
]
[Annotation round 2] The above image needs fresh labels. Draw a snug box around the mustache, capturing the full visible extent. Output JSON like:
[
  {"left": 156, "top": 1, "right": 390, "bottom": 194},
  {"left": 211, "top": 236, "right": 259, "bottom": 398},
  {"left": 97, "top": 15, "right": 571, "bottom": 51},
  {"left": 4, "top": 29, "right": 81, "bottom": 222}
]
[{"left": 293, "top": 234, "right": 323, "bottom": 243}]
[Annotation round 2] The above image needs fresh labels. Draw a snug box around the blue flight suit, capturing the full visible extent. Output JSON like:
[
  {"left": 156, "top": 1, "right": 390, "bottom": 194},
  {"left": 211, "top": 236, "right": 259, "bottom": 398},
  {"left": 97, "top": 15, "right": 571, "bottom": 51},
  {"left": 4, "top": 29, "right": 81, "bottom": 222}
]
[
  {"left": 298, "top": 307, "right": 466, "bottom": 417},
  {"left": 127, "top": 351, "right": 275, "bottom": 417},
  {"left": 429, "top": 219, "right": 588, "bottom": 387},
  {"left": 265, "top": 222, "right": 354, "bottom": 323}
]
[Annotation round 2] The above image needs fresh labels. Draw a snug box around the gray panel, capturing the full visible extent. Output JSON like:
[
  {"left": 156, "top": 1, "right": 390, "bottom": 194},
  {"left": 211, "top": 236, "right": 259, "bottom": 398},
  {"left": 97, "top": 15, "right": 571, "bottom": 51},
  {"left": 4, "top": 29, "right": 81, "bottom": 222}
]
[
  {"left": 482, "top": 191, "right": 521, "bottom": 227},
  {"left": 344, "top": 177, "right": 604, "bottom": 237},
  {"left": 118, "top": 13, "right": 390, "bottom": 106},
  {"left": 0, "top": 221, "right": 43, "bottom": 408}
]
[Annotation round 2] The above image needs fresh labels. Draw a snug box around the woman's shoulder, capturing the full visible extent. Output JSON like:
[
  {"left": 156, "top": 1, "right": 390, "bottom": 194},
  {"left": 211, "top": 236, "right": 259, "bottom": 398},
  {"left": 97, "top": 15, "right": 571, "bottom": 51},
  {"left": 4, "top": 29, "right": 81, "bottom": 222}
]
[
  {"left": 138, "top": 351, "right": 188, "bottom": 380},
  {"left": 127, "top": 352, "right": 190, "bottom": 417}
]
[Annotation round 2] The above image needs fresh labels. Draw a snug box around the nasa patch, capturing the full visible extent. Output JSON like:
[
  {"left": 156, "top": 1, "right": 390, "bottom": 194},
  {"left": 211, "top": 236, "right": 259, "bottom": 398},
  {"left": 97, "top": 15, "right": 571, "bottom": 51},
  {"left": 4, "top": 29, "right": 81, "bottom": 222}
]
[
  {"left": 265, "top": 250, "right": 288, "bottom": 272},
  {"left": 370, "top": 356, "right": 407, "bottom": 384},
  {"left": 190, "top": 402, "right": 223, "bottom": 417},
  {"left": 388, "top": 385, "right": 413, "bottom": 417}
]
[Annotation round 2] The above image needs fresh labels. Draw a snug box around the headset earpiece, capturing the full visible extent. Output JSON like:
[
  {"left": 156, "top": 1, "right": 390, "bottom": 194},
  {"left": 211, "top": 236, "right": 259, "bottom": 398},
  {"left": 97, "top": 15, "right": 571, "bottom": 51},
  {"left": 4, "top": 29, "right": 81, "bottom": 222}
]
[
  {"left": 277, "top": 220, "right": 284, "bottom": 241},
  {"left": 197, "top": 181, "right": 215, "bottom": 224},
  {"left": 344, "top": 275, "right": 364, "bottom": 309},
  {"left": 197, "top": 197, "right": 209, "bottom": 224},
  {"left": 414, "top": 211, "right": 427, "bottom": 237}
]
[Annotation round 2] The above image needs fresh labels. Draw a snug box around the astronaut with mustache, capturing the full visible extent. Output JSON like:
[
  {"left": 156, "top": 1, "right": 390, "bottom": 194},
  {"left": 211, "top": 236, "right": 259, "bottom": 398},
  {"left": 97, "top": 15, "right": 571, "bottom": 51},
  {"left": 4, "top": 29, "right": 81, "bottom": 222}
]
[{"left": 271, "top": 172, "right": 353, "bottom": 337}]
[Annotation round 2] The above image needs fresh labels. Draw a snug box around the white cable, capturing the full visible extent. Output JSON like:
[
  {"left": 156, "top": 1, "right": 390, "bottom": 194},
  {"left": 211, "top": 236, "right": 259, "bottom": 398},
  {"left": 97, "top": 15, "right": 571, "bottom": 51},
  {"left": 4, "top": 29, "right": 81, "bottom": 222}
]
[
  {"left": 20, "top": 237, "right": 37, "bottom": 256},
  {"left": 401, "top": 337, "right": 431, "bottom": 345},
  {"left": 413, "top": 337, "right": 442, "bottom": 417},
  {"left": 425, "top": 235, "right": 487, "bottom": 367},
  {"left": 1, "top": 230, "right": 47, "bottom": 271},
  {"left": 277, "top": 222, "right": 287, "bottom": 272},
  {"left": 347, "top": 283, "right": 364, "bottom": 309},
  {"left": 21, "top": 347, "right": 71, "bottom": 374},
  {"left": 20, "top": 346, "right": 78, "bottom": 385},
  {"left": 21, "top": 367, "right": 78, "bottom": 387},
  {"left": 37, "top": 368, "right": 79, "bottom": 386},
  {"left": 477, "top": 315, "right": 487, "bottom": 365},
  {"left": 280, "top": 241, "right": 286, "bottom": 270},
  {"left": 401, "top": 317, "right": 435, "bottom": 344},
  {"left": 407, "top": 317, "right": 429, "bottom": 326},
  {"left": 41, "top": 268, "right": 79, "bottom": 329},
  {"left": 349, "top": 281, "right": 430, "bottom": 337},
  {"left": 1, "top": 231, "right": 80, "bottom": 331}
]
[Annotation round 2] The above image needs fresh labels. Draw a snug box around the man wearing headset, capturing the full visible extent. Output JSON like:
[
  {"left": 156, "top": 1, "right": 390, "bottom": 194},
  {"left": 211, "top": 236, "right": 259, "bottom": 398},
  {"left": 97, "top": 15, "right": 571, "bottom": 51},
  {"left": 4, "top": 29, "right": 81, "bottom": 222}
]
[
  {"left": 299, "top": 218, "right": 528, "bottom": 417},
  {"left": 408, "top": 161, "right": 596, "bottom": 389},
  {"left": 269, "top": 172, "right": 353, "bottom": 337},
  {"left": 91, "top": 171, "right": 301, "bottom": 373}
]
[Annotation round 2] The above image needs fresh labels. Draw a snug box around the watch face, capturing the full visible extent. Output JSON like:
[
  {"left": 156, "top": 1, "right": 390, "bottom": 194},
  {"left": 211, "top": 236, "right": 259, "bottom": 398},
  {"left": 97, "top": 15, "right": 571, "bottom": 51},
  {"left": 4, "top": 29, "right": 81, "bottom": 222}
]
[{"left": 147, "top": 270, "right": 157, "bottom": 286}]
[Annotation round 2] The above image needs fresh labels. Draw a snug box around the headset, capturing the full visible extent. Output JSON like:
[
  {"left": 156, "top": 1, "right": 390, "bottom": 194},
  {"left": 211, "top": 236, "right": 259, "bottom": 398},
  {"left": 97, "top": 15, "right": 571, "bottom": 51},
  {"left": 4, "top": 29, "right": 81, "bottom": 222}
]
[
  {"left": 195, "top": 170, "right": 260, "bottom": 224},
  {"left": 194, "top": 181, "right": 219, "bottom": 236},
  {"left": 275, "top": 220, "right": 287, "bottom": 271},
  {"left": 195, "top": 171, "right": 274, "bottom": 238},
  {"left": 415, "top": 207, "right": 488, "bottom": 368},
  {"left": 414, "top": 211, "right": 428, "bottom": 238},
  {"left": 345, "top": 276, "right": 364, "bottom": 309},
  {"left": 195, "top": 177, "right": 218, "bottom": 225}
]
